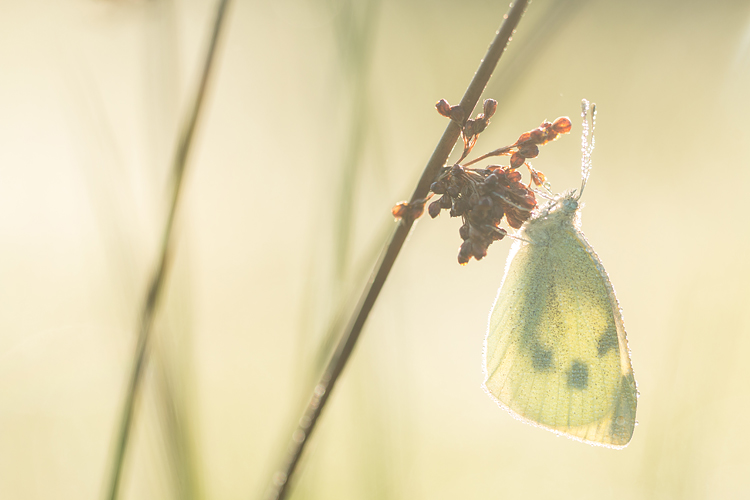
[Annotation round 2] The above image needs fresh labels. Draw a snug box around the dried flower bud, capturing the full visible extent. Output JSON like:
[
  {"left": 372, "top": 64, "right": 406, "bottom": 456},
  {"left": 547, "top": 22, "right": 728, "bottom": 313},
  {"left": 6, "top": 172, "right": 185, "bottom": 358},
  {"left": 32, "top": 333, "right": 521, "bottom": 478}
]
[
  {"left": 552, "top": 116, "right": 572, "bottom": 134},
  {"left": 529, "top": 128, "right": 545, "bottom": 143},
  {"left": 459, "top": 223, "right": 470, "bottom": 240},
  {"left": 483, "top": 99, "right": 497, "bottom": 119},
  {"left": 510, "top": 152, "right": 526, "bottom": 168},
  {"left": 471, "top": 119, "right": 488, "bottom": 135},
  {"left": 449, "top": 105, "right": 466, "bottom": 123},
  {"left": 451, "top": 197, "right": 469, "bottom": 217},
  {"left": 430, "top": 180, "right": 446, "bottom": 194},
  {"left": 530, "top": 168, "right": 546, "bottom": 186},
  {"left": 521, "top": 194, "right": 536, "bottom": 209},
  {"left": 392, "top": 202, "right": 409, "bottom": 219},
  {"left": 458, "top": 240, "right": 472, "bottom": 265},
  {"left": 463, "top": 119, "right": 477, "bottom": 137},
  {"left": 506, "top": 209, "right": 526, "bottom": 229},
  {"left": 518, "top": 143, "right": 539, "bottom": 159},
  {"left": 435, "top": 99, "right": 452, "bottom": 117},
  {"left": 516, "top": 131, "right": 532, "bottom": 145},
  {"left": 507, "top": 169, "right": 522, "bottom": 183},
  {"left": 472, "top": 241, "right": 488, "bottom": 260},
  {"left": 392, "top": 200, "right": 424, "bottom": 221},
  {"left": 428, "top": 200, "right": 442, "bottom": 218},
  {"left": 491, "top": 204, "right": 505, "bottom": 222},
  {"left": 484, "top": 173, "right": 499, "bottom": 188}
]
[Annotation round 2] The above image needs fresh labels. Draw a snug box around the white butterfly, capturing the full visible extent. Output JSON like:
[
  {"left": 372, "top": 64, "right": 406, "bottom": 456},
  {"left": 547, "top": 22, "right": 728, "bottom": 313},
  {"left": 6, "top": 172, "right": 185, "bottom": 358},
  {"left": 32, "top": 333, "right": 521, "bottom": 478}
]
[{"left": 483, "top": 101, "right": 637, "bottom": 448}]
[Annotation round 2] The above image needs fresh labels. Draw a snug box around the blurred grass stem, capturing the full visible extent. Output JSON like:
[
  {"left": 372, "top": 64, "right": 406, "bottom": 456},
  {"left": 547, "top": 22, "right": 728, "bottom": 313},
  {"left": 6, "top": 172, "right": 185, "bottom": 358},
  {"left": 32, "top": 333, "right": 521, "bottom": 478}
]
[
  {"left": 103, "top": 1, "right": 231, "bottom": 499},
  {"left": 264, "top": 1, "right": 530, "bottom": 499}
]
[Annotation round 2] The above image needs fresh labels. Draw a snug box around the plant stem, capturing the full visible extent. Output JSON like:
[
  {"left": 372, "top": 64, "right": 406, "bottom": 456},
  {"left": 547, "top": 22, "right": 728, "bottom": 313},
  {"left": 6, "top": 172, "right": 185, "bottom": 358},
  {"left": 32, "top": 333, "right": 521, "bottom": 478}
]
[
  {"left": 264, "top": 2, "right": 530, "bottom": 499},
  {"left": 103, "top": 1, "right": 231, "bottom": 499}
]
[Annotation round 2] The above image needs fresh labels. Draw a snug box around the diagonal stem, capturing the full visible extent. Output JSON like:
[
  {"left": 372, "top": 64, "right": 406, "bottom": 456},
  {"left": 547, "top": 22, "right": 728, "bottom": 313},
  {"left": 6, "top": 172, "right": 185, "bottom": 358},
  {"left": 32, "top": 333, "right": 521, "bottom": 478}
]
[
  {"left": 103, "top": 1, "right": 231, "bottom": 499},
  {"left": 263, "top": 2, "right": 530, "bottom": 499}
]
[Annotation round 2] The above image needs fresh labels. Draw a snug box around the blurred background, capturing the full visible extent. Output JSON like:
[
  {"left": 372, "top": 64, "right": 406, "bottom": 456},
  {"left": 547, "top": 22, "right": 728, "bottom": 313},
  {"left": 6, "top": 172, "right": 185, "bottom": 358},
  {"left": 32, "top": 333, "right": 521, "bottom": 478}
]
[{"left": 2, "top": 0, "right": 750, "bottom": 498}]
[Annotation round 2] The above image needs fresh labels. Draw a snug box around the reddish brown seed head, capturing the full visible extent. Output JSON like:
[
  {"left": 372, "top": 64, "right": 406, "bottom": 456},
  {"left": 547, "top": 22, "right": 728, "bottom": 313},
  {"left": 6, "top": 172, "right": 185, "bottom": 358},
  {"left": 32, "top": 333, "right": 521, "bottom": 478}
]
[{"left": 425, "top": 103, "right": 573, "bottom": 264}]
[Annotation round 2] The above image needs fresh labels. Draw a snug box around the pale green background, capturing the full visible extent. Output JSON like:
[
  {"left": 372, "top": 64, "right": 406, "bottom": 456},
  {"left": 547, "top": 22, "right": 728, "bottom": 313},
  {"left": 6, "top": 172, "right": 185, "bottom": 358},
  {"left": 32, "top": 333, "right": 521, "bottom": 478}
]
[{"left": 2, "top": 0, "right": 749, "bottom": 499}]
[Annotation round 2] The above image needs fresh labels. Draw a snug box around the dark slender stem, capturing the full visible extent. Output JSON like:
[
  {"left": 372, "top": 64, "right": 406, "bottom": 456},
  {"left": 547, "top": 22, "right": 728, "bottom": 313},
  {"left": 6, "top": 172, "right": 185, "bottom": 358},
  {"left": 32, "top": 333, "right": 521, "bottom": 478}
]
[
  {"left": 264, "top": 2, "right": 530, "bottom": 499},
  {"left": 103, "top": 1, "right": 231, "bottom": 499}
]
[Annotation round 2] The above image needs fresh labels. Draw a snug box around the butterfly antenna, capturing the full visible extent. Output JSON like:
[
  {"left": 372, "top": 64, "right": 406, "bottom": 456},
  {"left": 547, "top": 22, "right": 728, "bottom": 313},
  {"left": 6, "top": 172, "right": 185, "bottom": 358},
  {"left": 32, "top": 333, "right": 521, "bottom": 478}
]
[{"left": 578, "top": 99, "right": 596, "bottom": 200}]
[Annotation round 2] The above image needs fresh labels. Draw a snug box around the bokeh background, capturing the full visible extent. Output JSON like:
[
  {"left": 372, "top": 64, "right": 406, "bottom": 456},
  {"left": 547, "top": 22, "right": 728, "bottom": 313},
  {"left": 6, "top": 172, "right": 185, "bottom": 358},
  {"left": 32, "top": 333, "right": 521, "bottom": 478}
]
[{"left": 2, "top": 0, "right": 750, "bottom": 499}]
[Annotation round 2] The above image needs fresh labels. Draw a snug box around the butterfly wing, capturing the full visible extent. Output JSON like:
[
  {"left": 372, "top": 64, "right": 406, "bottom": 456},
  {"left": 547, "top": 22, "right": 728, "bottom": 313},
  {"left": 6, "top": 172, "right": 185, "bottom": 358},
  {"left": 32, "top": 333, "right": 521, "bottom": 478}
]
[{"left": 483, "top": 221, "right": 636, "bottom": 448}]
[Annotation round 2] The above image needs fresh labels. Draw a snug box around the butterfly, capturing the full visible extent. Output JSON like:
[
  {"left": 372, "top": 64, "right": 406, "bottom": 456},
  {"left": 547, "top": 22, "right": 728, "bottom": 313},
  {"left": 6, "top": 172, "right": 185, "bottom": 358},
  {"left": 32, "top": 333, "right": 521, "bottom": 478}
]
[{"left": 483, "top": 100, "right": 637, "bottom": 448}]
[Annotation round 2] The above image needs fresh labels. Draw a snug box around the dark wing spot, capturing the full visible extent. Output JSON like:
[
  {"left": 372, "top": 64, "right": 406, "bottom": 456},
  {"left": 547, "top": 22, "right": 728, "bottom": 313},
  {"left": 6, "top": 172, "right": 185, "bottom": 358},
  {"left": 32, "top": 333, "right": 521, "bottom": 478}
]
[
  {"left": 597, "top": 328, "right": 619, "bottom": 357},
  {"left": 566, "top": 360, "right": 589, "bottom": 390},
  {"left": 530, "top": 342, "right": 553, "bottom": 371}
]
